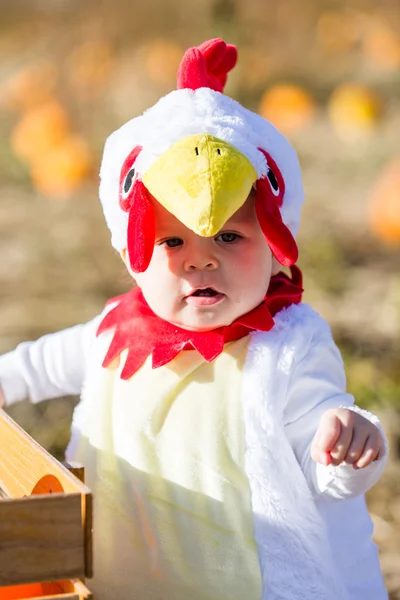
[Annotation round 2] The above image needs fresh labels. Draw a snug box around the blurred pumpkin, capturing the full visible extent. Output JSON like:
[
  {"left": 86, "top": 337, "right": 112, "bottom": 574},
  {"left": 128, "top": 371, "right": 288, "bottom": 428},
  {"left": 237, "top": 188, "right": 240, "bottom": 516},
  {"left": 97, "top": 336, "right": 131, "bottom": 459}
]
[
  {"left": 30, "top": 135, "right": 92, "bottom": 198},
  {"left": 142, "top": 39, "right": 185, "bottom": 86},
  {"left": 66, "top": 41, "right": 113, "bottom": 97},
  {"left": 369, "top": 156, "right": 400, "bottom": 245},
  {"left": 1, "top": 62, "right": 57, "bottom": 112},
  {"left": 236, "top": 48, "right": 271, "bottom": 89},
  {"left": 362, "top": 22, "right": 400, "bottom": 71},
  {"left": 316, "top": 11, "right": 360, "bottom": 54},
  {"left": 259, "top": 84, "right": 316, "bottom": 135},
  {"left": 328, "top": 83, "right": 382, "bottom": 142},
  {"left": 11, "top": 100, "right": 70, "bottom": 162}
]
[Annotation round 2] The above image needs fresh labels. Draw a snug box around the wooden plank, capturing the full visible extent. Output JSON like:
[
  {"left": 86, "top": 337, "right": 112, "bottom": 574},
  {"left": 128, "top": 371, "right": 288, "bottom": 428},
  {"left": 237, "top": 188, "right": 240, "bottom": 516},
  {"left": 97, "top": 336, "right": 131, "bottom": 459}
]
[
  {"left": 62, "top": 463, "right": 85, "bottom": 484},
  {"left": 0, "top": 410, "right": 93, "bottom": 578},
  {"left": 0, "top": 494, "right": 85, "bottom": 586},
  {"left": 58, "top": 580, "right": 91, "bottom": 600},
  {"left": 82, "top": 493, "right": 93, "bottom": 579},
  {"left": 60, "top": 463, "right": 92, "bottom": 579},
  {"left": 0, "top": 410, "right": 90, "bottom": 497}
]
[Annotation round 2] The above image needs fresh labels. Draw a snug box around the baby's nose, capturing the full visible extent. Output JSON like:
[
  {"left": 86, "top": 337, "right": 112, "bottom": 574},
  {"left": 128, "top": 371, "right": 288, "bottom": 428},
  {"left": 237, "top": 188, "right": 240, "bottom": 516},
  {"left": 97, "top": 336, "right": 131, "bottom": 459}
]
[
  {"left": 187, "top": 257, "right": 218, "bottom": 271},
  {"left": 185, "top": 246, "right": 219, "bottom": 271},
  {"left": 192, "top": 262, "right": 215, "bottom": 271}
]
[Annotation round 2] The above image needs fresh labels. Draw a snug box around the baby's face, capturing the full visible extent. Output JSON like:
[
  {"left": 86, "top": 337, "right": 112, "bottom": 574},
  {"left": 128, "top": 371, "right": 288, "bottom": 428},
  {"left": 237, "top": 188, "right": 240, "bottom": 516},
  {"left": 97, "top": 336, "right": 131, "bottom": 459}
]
[{"left": 122, "top": 193, "right": 278, "bottom": 331}]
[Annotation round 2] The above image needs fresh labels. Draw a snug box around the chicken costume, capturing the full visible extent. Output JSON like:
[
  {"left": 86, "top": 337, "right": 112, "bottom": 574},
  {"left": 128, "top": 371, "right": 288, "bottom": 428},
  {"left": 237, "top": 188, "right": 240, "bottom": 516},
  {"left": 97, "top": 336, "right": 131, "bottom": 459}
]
[{"left": 0, "top": 39, "right": 388, "bottom": 599}]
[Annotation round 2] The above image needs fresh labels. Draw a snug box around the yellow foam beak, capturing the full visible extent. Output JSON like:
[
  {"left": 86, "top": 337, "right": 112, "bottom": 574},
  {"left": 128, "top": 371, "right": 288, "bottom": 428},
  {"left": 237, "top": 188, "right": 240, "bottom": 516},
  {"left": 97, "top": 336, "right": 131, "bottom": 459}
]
[{"left": 142, "top": 134, "right": 257, "bottom": 236}]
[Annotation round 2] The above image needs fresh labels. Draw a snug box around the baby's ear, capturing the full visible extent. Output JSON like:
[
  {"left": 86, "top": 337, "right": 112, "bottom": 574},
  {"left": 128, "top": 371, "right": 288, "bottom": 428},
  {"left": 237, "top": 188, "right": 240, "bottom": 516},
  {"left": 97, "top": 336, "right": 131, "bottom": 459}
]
[
  {"left": 120, "top": 248, "right": 128, "bottom": 267},
  {"left": 120, "top": 249, "right": 134, "bottom": 276},
  {"left": 120, "top": 248, "right": 143, "bottom": 286},
  {"left": 271, "top": 257, "right": 281, "bottom": 276}
]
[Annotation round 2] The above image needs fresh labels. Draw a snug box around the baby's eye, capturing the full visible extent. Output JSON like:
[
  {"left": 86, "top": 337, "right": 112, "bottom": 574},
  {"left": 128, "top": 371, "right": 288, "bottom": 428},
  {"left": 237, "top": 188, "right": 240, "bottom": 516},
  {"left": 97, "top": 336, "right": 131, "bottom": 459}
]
[
  {"left": 215, "top": 232, "right": 241, "bottom": 243},
  {"left": 164, "top": 238, "right": 183, "bottom": 248}
]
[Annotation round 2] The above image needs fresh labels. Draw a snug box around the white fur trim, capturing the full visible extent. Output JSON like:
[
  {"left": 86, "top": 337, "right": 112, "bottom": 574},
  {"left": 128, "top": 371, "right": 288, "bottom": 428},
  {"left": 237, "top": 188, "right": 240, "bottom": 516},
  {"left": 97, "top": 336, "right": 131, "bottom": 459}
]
[
  {"left": 242, "top": 328, "right": 350, "bottom": 599},
  {"left": 99, "top": 88, "right": 304, "bottom": 251}
]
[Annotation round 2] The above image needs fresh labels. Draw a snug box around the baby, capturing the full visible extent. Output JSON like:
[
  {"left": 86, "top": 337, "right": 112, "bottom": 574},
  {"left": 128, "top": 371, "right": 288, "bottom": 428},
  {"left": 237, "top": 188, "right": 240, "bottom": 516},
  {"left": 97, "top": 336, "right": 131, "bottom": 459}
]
[{"left": 0, "top": 39, "right": 388, "bottom": 600}]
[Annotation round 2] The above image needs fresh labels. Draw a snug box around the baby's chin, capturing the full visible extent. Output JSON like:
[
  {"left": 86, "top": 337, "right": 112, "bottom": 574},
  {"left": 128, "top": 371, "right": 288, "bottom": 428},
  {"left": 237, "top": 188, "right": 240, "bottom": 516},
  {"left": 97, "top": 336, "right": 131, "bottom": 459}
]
[
  {"left": 168, "top": 311, "right": 244, "bottom": 332},
  {"left": 168, "top": 317, "right": 229, "bottom": 332},
  {"left": 166, "top": 310, "right": 233, "bottom": 332}
]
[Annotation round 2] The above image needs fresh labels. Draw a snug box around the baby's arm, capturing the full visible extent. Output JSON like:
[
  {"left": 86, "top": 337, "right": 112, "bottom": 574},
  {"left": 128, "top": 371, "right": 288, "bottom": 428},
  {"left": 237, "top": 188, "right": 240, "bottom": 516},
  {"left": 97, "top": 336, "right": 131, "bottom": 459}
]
[
  {"left": 284, "top": 330, "right": 387, "bottom": 500},
  {"left": 0, "top": 316, "right": 101, "bottom": 408}
]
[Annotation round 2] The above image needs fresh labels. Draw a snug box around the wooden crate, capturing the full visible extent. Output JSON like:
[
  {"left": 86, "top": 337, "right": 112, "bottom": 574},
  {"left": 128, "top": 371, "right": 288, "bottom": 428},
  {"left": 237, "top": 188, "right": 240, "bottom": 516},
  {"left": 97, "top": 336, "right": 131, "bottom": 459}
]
[{"left": 0, "top": 409, "right": 92, "bottom": 598}]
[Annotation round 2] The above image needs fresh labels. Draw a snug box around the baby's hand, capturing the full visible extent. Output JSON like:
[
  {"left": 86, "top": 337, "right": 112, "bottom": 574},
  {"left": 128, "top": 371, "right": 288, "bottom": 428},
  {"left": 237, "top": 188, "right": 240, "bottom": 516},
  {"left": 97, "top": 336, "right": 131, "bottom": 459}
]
[{"left": 311, "top": 408, "right": 383, "bottom": 469}]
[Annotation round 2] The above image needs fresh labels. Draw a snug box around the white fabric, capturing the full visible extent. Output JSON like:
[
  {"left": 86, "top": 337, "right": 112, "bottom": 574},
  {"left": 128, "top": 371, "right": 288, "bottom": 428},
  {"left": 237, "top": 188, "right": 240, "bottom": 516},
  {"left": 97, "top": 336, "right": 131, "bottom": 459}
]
[
  {"left": 0, "top": 317, "right": 100, "bottom": 405},
  {"left": 242, "top": 304, "right": 387, "bottom": 599},
  {"left": 99, "top": 88, "right": 305, "bottom": 251},
  {"left": 0, "top": 304, "right": 388, "bottom": 599}
]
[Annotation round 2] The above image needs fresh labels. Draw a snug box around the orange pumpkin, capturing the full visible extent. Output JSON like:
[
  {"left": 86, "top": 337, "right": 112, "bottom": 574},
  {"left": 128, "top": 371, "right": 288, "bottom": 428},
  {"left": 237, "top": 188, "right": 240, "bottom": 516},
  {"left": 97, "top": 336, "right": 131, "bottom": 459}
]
[
  {"left": 259, "top": 84, "right": 316, "bottom": 135},
  {"left": 0, "top": 62, "right": 57, "bottom": 112},
  {"left": 362, "top": 21, "right": 400, "bottom": 71},
  {"left": 30, "top": 135, "right": 92, "bottom": 198},
  {"left": 328, "top": 83, "right": 382, "bottom": 142},
  {"left": 369, "top": 156, "right": 400, "bottom": 245},
  {"left": 142, "top": 39, "right": 185, "bottom": 86},
  {"left": 316, "top": 11, "right": 360, "bottom": 54},
  {"left": 0, "top": 583, "right": 46, "bottom": 599},
  {"left": 236, "top": 48, "right": 271, "bottom": 89},
  {"left": 11, "top": 100, "right": 70, "bottom": 162},
  {"left": 66, "top": 41, "right": 113, "bottom": 96}
]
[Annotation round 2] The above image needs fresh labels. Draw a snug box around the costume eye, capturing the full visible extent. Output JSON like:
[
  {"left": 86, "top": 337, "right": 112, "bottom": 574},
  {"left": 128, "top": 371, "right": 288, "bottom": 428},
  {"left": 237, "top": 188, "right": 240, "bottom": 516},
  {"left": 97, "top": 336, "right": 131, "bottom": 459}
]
[
  {"left": 165, "top": 238, "right": 183, "bottom": 248},
  {"left": 216, "top": 232, "right": 240, "bottom": 243},
  {"left": 121, "top": 167, "right": 136, "bottom": 199},
  {"left": 266, "top": 167, "right": 280, "bottom": 197}
]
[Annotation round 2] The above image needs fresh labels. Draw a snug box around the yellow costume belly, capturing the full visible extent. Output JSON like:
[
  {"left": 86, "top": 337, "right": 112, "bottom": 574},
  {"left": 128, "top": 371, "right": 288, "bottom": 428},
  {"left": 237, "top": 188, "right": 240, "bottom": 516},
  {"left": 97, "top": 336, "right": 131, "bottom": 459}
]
[{"left": 74, "top": 336, "right": 262, "bottom": 600}]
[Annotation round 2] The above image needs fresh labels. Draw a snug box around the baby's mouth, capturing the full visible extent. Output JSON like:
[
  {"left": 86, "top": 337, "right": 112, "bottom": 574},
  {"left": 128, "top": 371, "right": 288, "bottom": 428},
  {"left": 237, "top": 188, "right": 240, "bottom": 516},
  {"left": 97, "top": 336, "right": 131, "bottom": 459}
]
[
  {"left": 185, "top": 287, "right": 225, "bottom": 306},
  {"left": 190, "top": 287, "right": 219, "bottom": 297}
]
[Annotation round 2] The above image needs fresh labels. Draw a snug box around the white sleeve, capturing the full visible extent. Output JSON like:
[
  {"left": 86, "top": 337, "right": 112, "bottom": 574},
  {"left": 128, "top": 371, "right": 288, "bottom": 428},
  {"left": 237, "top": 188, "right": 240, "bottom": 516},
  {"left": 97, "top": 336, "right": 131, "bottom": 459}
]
[
  {"left": 284, "top": 331, "right": 388, "bottom": 500},
  {"left": 0, "top": 316, "right": 101, "bottom": 406}
]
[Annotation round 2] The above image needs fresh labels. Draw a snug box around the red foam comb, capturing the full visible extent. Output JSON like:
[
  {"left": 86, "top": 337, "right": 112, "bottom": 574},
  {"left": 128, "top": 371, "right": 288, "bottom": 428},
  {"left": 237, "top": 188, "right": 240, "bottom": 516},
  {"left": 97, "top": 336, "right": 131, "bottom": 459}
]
[{"left": 177, "top": 38, "right": 237, "bottom": 92}]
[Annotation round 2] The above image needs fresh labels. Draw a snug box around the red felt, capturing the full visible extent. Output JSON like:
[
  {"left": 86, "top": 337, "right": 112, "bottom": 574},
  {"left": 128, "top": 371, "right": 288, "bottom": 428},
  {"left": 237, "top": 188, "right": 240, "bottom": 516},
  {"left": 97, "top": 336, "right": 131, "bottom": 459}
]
[
  {"left": 177, "top": 38, "right": 237, "bottom": 92},
  {"left": 118, "top": 145, "right": 156, "bottom": 273},
  {"left": 255, "top": 179, "right": 298, "bottom": 266},
  {"left": 255, "top": 149, "right": 298, "bottom": 266},
  {"left": 126, "top": 180, "right": 155, "bottom": 273},
  {"left": 119, "top": 145, "right": 143, "bottom": 211},
  {"left": 258, "top": 148, "right": 286, "bottom": 207},
  {"left": 97, "top": 267, "right": 303, "bottom": 379}
]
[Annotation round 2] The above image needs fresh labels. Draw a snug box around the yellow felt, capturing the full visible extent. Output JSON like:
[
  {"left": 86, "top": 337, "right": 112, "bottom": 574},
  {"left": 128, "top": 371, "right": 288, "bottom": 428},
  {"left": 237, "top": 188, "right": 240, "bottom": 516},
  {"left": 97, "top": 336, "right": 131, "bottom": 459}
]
[
  {"left": 143, "top": 134, "right": 257, "bottom": 236},
  {"left": 73, "top": 337, "right": 262, "bottom": 600}
]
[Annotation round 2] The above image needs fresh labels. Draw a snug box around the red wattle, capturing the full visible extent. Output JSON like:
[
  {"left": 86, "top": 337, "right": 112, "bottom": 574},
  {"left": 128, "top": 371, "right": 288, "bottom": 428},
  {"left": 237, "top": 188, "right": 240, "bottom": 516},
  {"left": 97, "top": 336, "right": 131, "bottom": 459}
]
[
  {"left": 255, "top": 178, "right": 298, "bottom": 266},
  {"left": 127, "top": 181, "right": 155, "bottom": 273}
]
